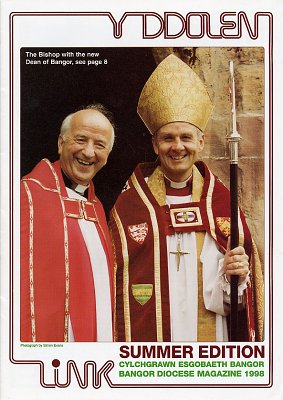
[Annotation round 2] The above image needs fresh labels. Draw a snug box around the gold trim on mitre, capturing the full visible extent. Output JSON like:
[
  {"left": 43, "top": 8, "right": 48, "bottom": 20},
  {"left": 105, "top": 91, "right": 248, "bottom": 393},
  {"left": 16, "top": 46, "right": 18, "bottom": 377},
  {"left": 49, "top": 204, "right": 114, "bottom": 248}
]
[{"left": 137, "top": 54, "right": 213, "bottom": 134}]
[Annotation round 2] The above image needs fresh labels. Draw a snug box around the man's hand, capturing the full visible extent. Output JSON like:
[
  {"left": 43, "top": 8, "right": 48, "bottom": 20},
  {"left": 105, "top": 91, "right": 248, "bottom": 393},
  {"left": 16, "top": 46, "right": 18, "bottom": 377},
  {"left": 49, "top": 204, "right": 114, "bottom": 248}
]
[{"left": 223, "top": 237, "right": 250, "bottom": 284}]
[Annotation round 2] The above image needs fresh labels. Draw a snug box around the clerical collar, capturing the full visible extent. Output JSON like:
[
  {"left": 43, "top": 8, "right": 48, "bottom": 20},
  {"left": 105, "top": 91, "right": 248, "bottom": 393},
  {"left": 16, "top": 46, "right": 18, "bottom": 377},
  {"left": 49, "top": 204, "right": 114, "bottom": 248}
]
[
  {"left": 164, "top": 174, "right": 193, "bottom": 196},
  {"left": 62, "top": 170, "right": 89, "bottom": 195},
  {"left": 164, "top": 175, "right": 192, "bottom": 189},
  {"left": 71, "top": 183, "right": 89, "bottom": 195}
]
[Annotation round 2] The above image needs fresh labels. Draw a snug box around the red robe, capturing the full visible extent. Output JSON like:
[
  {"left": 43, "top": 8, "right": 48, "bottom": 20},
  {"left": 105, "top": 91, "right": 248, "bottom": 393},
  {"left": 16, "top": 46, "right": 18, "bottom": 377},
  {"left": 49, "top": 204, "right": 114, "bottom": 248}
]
[
  {"left": 21, "top": 159, "right": 114, "bottom": 342},
  {"left": 110, "top": 161, "right": 264, "bottom": 342}
]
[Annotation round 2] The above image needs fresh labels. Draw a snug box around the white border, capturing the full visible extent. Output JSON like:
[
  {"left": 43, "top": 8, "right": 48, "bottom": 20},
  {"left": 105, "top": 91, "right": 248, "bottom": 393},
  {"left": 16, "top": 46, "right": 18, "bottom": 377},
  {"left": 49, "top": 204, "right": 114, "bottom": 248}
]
[{"left": 1, "top": 0, "right": 281, "bottom": 399}]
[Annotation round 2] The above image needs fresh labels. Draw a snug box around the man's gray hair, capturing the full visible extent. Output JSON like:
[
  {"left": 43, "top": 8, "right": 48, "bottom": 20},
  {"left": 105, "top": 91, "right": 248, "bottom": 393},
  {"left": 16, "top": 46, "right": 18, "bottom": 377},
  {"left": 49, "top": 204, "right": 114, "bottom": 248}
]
[
  {"left": 196, "top": 127, "right": 203, "bottom": 140},
  {"left": 60, "top": 103, "right": 116, "bottom": 150}
]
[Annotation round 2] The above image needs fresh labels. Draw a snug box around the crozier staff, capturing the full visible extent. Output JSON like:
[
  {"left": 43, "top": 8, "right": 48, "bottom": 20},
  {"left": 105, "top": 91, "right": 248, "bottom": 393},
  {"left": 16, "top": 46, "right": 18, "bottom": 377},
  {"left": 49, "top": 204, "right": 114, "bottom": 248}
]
[
  {"left": 228, "top": 60, "right": 242, "bottom": 341},
  {"left": 21, "top": 104, "right": 115, "bottom": 342},
  {"left": 110, "top": 54, "right": 264, "bottom": 342}
]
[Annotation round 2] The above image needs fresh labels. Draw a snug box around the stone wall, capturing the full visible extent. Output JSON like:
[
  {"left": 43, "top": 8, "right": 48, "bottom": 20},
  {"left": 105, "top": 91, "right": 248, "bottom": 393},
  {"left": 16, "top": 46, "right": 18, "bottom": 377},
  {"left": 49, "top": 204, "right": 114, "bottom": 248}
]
[{"left": 152, "top": 47, "right": 265, "bottom": 265}]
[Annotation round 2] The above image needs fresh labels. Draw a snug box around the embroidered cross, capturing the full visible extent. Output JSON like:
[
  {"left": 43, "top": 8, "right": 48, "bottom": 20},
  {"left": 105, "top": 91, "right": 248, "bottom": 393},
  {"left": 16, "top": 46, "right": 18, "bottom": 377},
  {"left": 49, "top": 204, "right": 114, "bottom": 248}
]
[{"left": 179, "top": 212, "right": 190, "bottom": 222}]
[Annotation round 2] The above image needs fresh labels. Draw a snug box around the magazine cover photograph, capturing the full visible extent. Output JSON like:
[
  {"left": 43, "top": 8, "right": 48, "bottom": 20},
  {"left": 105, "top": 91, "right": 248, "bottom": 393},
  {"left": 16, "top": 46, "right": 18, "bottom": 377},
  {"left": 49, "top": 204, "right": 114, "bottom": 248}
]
[
  {"left": 20, "top": 46, "right": 264, "bottom": 344},
  {"left": 1, "top": 2, "right": 280, "bottom": 399}
]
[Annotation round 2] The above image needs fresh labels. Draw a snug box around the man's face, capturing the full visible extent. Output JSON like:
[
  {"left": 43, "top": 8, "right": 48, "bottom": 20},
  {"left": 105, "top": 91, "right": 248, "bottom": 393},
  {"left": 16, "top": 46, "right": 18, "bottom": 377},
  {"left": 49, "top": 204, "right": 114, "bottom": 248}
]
[
  {"left": 58, "top": 109, "right": 113, "bottom": 185},
  {"left": 152, "top": 122, "right": 204, "bottom": 182}
]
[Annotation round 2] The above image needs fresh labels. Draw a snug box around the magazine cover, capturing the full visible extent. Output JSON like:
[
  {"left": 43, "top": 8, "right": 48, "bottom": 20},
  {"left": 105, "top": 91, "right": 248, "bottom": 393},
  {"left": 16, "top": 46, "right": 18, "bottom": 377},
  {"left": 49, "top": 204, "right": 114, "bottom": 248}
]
[{"left": 0, "top": 0, "right": 282, "bottom": 399}]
